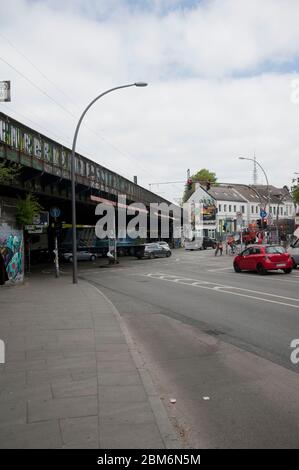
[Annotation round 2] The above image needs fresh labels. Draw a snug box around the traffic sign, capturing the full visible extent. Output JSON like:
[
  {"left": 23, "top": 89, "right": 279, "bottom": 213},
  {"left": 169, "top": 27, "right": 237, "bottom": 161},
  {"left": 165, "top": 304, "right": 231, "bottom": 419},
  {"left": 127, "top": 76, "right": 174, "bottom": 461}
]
[
  {"left": 260, "top": 210, "right": 267, "bottom": 218},
  {"left": 50, "top": 207, "right": 61, "bottom": 218}
]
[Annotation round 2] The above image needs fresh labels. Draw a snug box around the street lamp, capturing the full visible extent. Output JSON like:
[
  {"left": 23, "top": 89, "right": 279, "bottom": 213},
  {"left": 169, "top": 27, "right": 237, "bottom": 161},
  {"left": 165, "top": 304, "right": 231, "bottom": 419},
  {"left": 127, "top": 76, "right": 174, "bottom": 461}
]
[
  {"left": 238, "top": 156, "right": 271, "bottom": 229},
  {"left": 71, "top": 82, "right": 148, "bottom": 284}
]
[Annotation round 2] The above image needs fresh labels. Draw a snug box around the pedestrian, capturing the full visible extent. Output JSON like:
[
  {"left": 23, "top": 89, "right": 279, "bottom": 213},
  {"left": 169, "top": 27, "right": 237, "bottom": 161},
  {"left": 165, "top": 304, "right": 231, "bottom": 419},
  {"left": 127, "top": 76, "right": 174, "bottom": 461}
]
[
  {"left": 215, "top": 240, "right": 223, "bottom": 256},
  {"left": 0, "top": 249, "right": 9, "bottom": 286},
  {"left": 280, "top": 232, "right": 287, "bottom": 248}
]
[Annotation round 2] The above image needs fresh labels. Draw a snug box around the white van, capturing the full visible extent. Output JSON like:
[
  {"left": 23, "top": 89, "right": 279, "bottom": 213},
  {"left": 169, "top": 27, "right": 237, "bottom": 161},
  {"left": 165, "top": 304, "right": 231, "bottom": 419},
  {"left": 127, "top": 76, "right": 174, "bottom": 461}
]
[{"left": 288, "top": 238, "right": 299, "bottom": 268}]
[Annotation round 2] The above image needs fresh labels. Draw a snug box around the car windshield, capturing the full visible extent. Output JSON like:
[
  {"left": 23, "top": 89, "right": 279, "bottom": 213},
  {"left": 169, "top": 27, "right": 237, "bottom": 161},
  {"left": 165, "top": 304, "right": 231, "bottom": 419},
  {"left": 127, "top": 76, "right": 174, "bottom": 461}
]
[{"left": 265, "top": 246, "right": 286, "bottom": 254}]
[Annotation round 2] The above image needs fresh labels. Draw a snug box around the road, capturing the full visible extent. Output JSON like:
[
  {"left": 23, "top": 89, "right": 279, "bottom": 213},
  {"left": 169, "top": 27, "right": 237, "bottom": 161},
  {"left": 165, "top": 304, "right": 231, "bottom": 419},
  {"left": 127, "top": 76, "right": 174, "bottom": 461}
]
[{"left": 78, "top": 248, "right": 299, "bottom": 448}]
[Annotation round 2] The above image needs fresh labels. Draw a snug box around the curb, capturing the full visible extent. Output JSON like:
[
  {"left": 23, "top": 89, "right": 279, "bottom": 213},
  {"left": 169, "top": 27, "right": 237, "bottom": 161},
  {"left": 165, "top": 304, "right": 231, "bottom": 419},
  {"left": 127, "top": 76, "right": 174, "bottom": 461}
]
[{"left": 82, "top": 278, "right": 181, "bottom": 449}]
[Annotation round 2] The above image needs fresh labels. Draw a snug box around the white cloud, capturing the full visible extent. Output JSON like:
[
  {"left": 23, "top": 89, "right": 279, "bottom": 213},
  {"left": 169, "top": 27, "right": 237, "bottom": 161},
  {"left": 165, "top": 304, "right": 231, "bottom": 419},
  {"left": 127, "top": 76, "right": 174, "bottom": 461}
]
[{"left": 1, "top": 0, "right": 299, "bottom": 202}]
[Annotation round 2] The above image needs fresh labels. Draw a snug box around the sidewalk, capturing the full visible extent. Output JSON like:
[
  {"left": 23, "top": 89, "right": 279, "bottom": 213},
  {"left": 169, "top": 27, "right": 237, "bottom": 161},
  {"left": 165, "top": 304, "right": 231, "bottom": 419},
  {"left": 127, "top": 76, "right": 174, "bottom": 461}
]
[{"left": 0, "top": 273, "right": 179, "bottom": 449}]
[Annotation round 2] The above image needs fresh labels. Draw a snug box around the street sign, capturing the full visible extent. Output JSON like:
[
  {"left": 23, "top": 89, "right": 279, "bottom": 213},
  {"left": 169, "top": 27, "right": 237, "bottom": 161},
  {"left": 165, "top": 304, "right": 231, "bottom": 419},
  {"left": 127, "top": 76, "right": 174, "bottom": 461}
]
[
  {"left": 50, "top": 207, "right": 61, "bottom": 218},
  {"left": 260, "top": 210, "right": 267, "bottom": 218},
  {"left": 0, "top": 81, "right": 11, "bottom": 102},
  {"left": 32, "top": 211, "right": 49, "bottom": 227},
  {"left": 26, "top": 226, "right": 43, "bottom": 234}
]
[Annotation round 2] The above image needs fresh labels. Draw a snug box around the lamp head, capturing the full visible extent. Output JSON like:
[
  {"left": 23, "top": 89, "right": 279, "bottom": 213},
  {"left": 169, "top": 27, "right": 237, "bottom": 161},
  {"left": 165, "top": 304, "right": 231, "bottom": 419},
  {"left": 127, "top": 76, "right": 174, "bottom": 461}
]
[{"left": 135, "top": 82, "right": 148, "bottom": 87}]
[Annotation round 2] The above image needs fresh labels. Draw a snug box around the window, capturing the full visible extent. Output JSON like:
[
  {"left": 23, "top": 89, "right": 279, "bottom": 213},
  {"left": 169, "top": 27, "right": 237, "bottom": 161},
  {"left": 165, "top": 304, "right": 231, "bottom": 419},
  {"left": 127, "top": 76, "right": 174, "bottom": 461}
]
[
  {"left": 218, "top": 204, "right": 221, "bottom": 212},
  {"left": 234, "top": 205, "right": 236, "bottom": 212},
  {"left": 224, "top": 204, "right": 227, "bottom": 212},
  {"left": 241, "top": 205, "right": 245, "bottom": 214},
  {"left": 256, "top": 206, "right": 258, "bottom": 213},
  {"left": 229, "top": 205, "right": 231, "bottom": 212},
  {"left": 251, "top": 205, "right": 254, "bottom": 213},
  {"left": 280, "top": 206, "right": 283, "bottom": 215},
  {"left": 265, "top": 246, "right": 286, "bottom": 254}
]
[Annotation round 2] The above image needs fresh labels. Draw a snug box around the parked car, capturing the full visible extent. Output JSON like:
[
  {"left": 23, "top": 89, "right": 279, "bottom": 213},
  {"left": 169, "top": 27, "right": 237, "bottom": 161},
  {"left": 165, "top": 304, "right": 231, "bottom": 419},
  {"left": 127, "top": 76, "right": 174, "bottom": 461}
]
[
  {"left": 136, "top": 243, "right": 171, "bottom": 259},
  {"left": 202, "top": 236, "right": 217, "bottom": 250},
  {"left": 288, "top": 238, "right": 299, "bottom": 268},
  {"left": 62, "top": 251, "right": 97, "bottom": 263},
  {"left": 157, "top": 241, "right": 170, "bottom": 250},
  {"left": 233, "top": 245, "right": 293, "bottom": 274}
]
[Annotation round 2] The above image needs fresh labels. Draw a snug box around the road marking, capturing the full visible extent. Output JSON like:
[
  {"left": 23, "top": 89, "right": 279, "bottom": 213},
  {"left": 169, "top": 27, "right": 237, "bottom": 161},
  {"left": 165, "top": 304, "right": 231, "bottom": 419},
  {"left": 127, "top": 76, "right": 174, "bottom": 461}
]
[
  {"left": 140, "top": 272, "right": 299, "bottom": 309},
  {"left": 208, "top": 267, "right": 233, "bottom": 272},
  {"left": 211, "top": 269, "right": 299, "bottom": 284}
]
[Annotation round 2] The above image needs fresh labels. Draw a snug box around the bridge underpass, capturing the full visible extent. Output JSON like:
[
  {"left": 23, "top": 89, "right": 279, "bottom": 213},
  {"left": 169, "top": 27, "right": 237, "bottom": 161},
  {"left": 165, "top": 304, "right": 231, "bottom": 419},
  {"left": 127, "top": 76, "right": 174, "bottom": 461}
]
[{"left": 0, "top": 111, "right": 180, "bottom": 264}]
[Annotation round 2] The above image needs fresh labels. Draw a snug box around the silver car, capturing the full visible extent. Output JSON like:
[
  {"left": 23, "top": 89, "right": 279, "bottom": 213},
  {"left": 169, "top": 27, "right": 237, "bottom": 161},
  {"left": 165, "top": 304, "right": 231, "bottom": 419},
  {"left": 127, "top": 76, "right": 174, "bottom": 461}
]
[{"left": 62, "top": 251, "right": 97, "bottom": 262}]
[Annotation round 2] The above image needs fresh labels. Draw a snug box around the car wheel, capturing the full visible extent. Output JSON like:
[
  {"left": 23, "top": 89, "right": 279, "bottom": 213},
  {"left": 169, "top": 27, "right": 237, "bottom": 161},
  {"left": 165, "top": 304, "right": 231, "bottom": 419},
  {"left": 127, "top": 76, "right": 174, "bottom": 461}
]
[
  {"left": 283, "top": 268, "right": 292, "bottom": 274},
  {"left": 166, "top": 251, "right": 171, "bottom": 257},
  {"left": 233, "top": 262, "right": 241, "bottom": 273},
  {"left": 257, "top": 263, "right": 267, "bottom": 275},
  {"left": 150, "top": 253, "right": 154, "bottom": 259},
  {"left": 90, "top": 255, "right": 96, "bottom": 262}
]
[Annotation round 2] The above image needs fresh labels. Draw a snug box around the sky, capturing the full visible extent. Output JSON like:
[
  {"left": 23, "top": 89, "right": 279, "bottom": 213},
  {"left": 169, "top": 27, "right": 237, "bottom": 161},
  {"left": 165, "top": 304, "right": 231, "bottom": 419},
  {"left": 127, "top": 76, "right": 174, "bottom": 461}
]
[{"left": 1, "top": 0, "right": 299, "bottom": 203}]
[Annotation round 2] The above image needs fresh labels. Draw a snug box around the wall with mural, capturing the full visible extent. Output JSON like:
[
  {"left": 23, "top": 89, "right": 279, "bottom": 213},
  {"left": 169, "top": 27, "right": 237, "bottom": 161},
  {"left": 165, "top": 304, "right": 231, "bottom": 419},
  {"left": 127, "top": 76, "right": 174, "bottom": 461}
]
[{"left": 0, "top": 223, "right": 24, "bottom": 283}]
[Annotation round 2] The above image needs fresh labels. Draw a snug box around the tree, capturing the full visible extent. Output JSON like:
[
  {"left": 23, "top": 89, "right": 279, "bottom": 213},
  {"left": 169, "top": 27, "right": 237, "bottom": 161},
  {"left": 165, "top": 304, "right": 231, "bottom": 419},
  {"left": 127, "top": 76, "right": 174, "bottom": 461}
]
[
  {"left": 182, "top": 168, "right": 217, "bottom": 202},
  {"left": 0, "top": 162, "right": 19, "bottom": 184},
  {"left": 15, "top": 194, "right": 42, "bottom": 227},
  {"left": 292, "top": 185, "right": 299, "bottom": 207}
]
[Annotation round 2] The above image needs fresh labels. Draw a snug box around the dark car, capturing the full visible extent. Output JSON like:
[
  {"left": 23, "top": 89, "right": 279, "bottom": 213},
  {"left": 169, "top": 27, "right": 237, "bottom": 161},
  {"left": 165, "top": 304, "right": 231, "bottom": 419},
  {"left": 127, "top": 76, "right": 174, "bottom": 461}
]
[
  {"left": 233, "top": 245, "right": 293, "bottom": 274},
  {"left": 202, "top": 236, "right": 217, "bottom": 250},
  {"left": 136, "top": 243, "right": 171, "bottom": 259}
]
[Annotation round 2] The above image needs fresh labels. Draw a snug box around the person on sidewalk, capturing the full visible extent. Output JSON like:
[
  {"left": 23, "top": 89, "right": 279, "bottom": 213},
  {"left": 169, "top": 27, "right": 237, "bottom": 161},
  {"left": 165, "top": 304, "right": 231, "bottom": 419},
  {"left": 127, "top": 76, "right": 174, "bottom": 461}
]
[
  {"left": 0, "top": 249, "right": 9, "bottom": 285},
  {"left": 215, "top": 240, "right": 223, "bottom": 256}
]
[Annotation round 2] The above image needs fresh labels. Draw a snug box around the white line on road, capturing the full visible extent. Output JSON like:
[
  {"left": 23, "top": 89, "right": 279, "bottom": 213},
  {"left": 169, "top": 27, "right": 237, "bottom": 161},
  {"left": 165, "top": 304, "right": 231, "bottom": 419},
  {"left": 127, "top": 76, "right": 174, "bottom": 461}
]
[
  {"left": 140, "top": 272, "right": 299, "bottom": 309},
  {"left": 207, "top": 267, "right": 233, "bottom": 272}
]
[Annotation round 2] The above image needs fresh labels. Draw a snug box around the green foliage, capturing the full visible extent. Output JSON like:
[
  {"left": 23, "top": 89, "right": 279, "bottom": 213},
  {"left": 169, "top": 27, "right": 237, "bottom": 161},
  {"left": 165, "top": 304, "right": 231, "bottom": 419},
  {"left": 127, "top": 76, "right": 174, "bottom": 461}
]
[
  {"left": 0, "top": 162, "right": 19, "bottom": 184},
  {"left": 292, "top": 185, "right": 299, "bottom": 205},
  {"left": 182, "top": 168, "right": 217, "bottom": 202},
  {"left": 15, "top": 194, "right": 42, "bottom": 227}
]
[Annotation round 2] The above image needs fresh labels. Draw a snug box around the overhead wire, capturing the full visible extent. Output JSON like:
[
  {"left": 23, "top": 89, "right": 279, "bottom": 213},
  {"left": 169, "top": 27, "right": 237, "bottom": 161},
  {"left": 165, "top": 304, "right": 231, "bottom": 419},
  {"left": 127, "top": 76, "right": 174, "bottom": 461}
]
[{"left": 0, "top": 37, "right": 183, "bottom": 200}]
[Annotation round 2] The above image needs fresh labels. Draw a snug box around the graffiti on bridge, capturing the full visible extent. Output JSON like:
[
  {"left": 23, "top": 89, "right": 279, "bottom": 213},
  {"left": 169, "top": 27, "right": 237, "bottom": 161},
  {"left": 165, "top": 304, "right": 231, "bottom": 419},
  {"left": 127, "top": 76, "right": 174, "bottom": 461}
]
[{"left": 0, "top": 224, "right": 23, "bottom": 283}]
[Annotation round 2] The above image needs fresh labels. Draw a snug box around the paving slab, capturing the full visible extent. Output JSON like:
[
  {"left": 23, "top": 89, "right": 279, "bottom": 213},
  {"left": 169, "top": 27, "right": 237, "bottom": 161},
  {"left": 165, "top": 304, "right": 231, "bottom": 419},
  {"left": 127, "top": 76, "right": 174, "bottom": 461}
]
[{"left": 0, "top": 274, "right": 179, "bottom": 449}]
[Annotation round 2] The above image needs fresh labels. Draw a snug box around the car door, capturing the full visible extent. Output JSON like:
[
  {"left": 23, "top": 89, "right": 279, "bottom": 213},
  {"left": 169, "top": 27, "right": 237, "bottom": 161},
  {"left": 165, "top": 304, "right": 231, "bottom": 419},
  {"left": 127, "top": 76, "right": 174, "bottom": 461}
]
[
  {"left": 155, "top": 244, "right": 165, "bottom": 257},
  {"left": 249, "top": 246, "right": 262, "bottom": 270},
  {"left": 238, "top": 248, "right": 252, "bottom": 270}
]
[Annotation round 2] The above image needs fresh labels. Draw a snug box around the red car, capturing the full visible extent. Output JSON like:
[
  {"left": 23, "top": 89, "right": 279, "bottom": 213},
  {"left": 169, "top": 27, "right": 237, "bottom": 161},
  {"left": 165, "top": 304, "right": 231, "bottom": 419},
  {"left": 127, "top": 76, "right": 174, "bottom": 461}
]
[{"left": 233, "top": 245, "right": 293, "bottom": 275}]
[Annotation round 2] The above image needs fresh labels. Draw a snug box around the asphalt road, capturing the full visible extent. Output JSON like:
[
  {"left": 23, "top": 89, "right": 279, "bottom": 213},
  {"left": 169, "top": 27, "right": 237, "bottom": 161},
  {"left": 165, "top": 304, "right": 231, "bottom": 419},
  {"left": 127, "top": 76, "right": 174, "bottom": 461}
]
[{"left": 79, "top": 248, "right": 299, "bottom": 448}]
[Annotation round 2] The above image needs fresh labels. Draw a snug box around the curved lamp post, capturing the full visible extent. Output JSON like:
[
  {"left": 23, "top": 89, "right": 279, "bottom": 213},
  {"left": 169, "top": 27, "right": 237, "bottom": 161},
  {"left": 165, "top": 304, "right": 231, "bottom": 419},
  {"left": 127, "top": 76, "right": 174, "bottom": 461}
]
[
  {"left": 71, "top": 82, "right": 148, "bottom": 284},
  {"left": 238, "top": 156, "right": 271, "bottom": 226}
]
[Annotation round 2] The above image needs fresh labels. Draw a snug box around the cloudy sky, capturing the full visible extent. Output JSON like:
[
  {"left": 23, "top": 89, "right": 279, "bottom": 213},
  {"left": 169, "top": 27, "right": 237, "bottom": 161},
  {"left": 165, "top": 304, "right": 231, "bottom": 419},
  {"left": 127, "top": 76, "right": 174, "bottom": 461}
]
[{"left": 1, "top": 0, "right": 299, "bottom": 202}]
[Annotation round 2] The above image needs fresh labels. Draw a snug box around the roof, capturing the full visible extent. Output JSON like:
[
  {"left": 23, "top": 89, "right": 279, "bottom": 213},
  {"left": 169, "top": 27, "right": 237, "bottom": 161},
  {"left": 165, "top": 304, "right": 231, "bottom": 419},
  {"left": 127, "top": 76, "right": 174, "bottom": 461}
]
[
  {"left": 207, "top": 186, "right": 247, "bottom": 203},
  {"left": 208, "top": 184, "right": 293, "bottom": 204}
]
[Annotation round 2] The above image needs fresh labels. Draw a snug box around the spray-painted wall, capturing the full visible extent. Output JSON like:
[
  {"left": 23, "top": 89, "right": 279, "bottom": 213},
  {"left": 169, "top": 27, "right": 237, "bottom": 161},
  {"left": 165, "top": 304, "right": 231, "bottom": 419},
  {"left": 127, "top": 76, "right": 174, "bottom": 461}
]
[
  {"left": 0, "top": 197, "right": 24, "bottom": 284},
  {"left": 0, "top": 223, "right": 24, "bottom": 283}
]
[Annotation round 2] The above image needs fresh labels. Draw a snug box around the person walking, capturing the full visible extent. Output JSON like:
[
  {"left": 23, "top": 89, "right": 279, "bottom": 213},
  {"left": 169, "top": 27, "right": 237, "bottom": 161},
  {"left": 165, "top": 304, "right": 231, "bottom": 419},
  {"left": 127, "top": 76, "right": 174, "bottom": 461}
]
[
  {"left": 215, "top": 240, "right": 223, "bottom": 256},
  {"left": 0, "top": 249, "right": 9, "bottom": 286}
]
